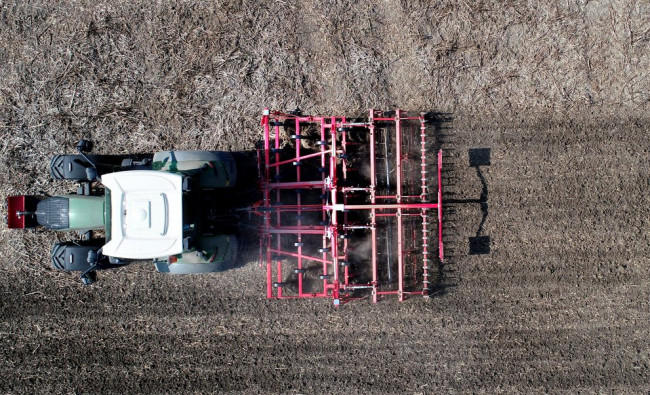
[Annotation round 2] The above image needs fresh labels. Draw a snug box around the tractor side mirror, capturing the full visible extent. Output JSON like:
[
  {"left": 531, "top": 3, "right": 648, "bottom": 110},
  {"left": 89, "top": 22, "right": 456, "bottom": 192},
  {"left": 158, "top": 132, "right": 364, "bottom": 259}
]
[{"left": 76, "top": 139, "right": 93, "bottom": 153}]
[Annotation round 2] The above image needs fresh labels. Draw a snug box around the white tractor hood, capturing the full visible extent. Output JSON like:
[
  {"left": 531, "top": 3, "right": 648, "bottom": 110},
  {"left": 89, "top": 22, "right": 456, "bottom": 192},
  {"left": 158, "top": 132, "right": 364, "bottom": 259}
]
[{"left": 101, "top": 171, "right": 184, "bottom": 259}]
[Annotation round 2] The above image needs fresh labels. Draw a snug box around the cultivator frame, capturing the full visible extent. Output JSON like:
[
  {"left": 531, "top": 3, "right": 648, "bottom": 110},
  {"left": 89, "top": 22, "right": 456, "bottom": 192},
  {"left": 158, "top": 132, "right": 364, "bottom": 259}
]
[{"left": 254, "top": 109, "right": 443, "bottom": 304}]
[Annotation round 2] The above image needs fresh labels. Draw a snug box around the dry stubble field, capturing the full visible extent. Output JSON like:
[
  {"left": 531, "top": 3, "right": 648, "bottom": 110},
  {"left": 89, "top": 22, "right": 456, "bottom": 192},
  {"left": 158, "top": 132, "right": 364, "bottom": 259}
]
[{"left": 0, "top": 0, "right": 649, "bottom": 393}]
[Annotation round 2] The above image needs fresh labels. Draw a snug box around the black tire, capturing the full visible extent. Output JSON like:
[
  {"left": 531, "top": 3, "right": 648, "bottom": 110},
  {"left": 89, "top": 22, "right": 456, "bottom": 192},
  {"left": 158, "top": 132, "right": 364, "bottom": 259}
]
[
  {"left": 50, "top": 154, "right": 153, "bottom": 181},
  {"left": 51, "top": 241, "right": 105, "bottom": 272}
]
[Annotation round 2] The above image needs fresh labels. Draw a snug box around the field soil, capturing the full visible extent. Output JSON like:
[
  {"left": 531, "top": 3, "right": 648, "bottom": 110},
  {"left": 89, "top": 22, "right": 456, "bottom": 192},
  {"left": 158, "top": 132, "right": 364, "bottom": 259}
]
[{"left": 1, "top": 1, "right": 649, "bottom": 393}]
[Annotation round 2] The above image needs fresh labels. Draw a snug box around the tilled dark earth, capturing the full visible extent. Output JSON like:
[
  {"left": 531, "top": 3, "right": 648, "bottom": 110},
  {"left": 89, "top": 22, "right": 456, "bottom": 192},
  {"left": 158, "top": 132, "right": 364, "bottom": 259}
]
[{"left": 1, "top": 1, "right": 649, "bottom": 394}]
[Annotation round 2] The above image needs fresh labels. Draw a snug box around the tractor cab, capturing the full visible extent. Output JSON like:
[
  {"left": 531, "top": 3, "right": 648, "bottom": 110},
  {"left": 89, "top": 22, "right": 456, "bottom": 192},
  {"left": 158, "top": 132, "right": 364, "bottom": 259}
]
[{"left": 100, "top": 170, "right": 184, "bottom": 260}]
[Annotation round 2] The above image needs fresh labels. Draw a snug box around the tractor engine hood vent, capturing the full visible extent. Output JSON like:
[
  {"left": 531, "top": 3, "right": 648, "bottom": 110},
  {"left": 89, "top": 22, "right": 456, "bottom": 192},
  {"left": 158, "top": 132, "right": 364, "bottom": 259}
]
[{"left": 36, "top": 197, "right": 69, "bottom": 230}]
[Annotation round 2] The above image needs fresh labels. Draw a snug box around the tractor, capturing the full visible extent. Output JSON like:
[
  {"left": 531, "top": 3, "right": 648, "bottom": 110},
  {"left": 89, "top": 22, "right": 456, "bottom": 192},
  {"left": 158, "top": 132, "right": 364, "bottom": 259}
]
[
  {"left": 7, "top": 140, "right": 243, "bottom": 284},
  {"left": 7, "top": 109, "right": 444, "bottom": 303}
]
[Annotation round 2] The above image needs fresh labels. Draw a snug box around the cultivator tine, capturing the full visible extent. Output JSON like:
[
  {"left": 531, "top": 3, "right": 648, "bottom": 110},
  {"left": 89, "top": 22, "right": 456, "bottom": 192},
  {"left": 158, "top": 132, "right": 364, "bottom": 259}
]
[{"left": 255, "top": 108, "right": 444, "bottom": 304}]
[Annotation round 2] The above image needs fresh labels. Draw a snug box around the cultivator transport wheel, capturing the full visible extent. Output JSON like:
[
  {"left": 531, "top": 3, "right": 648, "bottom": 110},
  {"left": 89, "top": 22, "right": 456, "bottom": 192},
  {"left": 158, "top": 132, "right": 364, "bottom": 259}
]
[{"left": 254, "top": 109, "right": 443, "bottom": 304}]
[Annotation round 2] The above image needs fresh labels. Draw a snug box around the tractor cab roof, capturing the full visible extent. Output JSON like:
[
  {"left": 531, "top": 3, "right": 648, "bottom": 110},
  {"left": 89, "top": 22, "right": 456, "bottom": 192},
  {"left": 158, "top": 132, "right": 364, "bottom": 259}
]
[{"left": 101, "top": 171, "right": 183, "bottom": 260}]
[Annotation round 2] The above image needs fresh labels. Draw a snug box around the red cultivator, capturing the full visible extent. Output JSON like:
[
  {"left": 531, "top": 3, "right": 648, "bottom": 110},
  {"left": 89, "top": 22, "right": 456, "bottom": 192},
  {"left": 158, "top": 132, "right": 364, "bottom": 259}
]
[{"left": 254, "top": 109, "right": 443, "bottom": 304}]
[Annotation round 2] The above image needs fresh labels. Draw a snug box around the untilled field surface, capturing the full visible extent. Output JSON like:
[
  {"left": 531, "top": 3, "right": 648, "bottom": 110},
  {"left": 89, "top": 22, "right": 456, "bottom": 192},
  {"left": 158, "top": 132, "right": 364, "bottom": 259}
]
[{"left": 1, "top": 1, "right": 649, "bottom": 393}]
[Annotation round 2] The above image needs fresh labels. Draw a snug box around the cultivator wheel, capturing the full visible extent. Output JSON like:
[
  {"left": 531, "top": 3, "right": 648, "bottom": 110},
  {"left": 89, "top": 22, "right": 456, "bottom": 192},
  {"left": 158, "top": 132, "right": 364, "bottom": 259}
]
[{"left": 254, "top": 109, "right": 443, "bottom": 304}]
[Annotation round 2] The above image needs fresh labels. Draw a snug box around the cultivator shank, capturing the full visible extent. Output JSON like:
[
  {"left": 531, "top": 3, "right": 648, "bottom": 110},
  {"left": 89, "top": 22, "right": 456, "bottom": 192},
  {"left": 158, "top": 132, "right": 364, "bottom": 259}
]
[{"left": 255, "top": 109, "right": 443, "bottom": 304}]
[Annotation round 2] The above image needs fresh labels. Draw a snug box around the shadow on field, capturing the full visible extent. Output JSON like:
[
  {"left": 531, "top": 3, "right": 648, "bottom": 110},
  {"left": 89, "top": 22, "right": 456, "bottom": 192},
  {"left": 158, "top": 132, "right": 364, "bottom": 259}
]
[
  {"left": 467, "top": 148, "right": 491, "bottom": 255},
  {"left": 445, "top": 147, "right": 492, "bottom": 256},
  {"left": 431, "top": 117, "right": 493, "bottom": 296}
]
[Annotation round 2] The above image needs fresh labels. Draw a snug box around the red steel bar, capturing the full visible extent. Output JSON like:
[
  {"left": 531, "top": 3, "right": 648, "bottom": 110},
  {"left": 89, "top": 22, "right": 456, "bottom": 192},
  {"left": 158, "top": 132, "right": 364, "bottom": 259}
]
[
  {"left": 395, "top": 109, "right": 404, "bottom": 302},
  {"left": 274, "top": 121, "right": 282, "bottom": 298},
  {"left": 270, "top": 249, "right": 332, "bottom": 264},
  {"left": 267, "top": 180, "right": 326, "bottom": 190},
  {"left": 339, "top": 115, "right": 351, "bottom": 290},
  {"left": 327, "top": 116, "right": 339, "bottom": 298},
  {"left": 325, "top": 203, "right": 438, "bottom": 210},
  {"left": 375, "top": 195, "right": 425, "bottom": 199},
  {"left": 266, "top": 239, "right": 272, "bottom": 298},
  {"left": 419, "top": 113, "right": 429, "bottom": 295},
  {"left": 269, "top": 151, "right": 329, "bottom": 167},
  {"left": 438, "top": 149, "right": 444, "bottom": 263},
  {"left": 263, "top": 110, "right": 273, "bottom": 299},
  {"left": 376, "top": 291, "right": 425, "bottom": 296},
  {"left": 265, "top": 226, "right": 326, "bottom": 234},
  {"left": 368, "top": 109, "right": 379, "bottom": 303},
  {"left": 294, "top": 118, "right": 305, "bottom": 296}
]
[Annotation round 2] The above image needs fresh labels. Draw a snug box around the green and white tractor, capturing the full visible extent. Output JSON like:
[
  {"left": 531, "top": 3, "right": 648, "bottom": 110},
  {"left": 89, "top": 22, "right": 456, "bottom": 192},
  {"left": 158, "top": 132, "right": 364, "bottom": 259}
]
[{"left": 7, "top": 140, "right": 246, "bottom": 284}]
